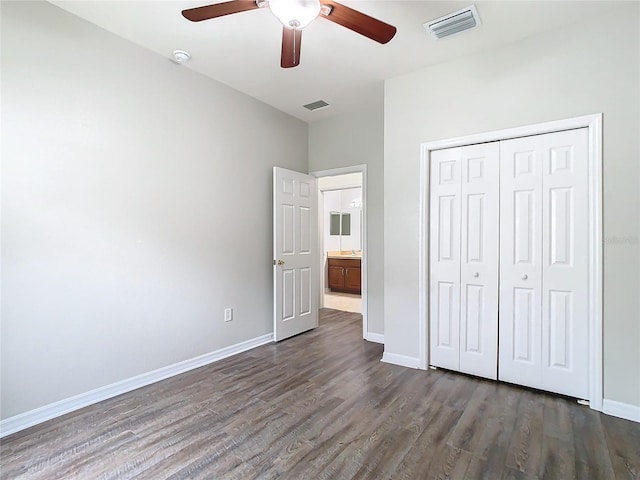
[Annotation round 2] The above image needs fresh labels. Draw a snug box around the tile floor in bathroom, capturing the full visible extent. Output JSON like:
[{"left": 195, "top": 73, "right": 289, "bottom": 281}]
[{"left": 323, "top": 291, "right": 362, "bottom": 313}]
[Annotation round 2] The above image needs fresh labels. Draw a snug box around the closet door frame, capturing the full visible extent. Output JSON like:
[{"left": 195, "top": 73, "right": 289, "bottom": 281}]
[{"left": 418, "top": 113, "right": 603, "bottom": 411}]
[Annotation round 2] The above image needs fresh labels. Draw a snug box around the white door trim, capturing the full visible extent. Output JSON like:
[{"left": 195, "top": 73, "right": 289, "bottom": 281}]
[
  {"left": 419, "top": 113, "right": 603, "bottom": 410},
  {"left": 311, "top": 165, "right": 369, "bottom": 340}
]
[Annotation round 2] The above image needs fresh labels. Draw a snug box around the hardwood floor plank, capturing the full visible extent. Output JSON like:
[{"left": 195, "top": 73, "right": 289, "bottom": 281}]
[
  {"left": 541, "top": 395, "right": 573, "bottom": 442},
  {"left": 461, "top": 385, "right": 521, "bottom": 480},
  {"left": 504, "top": 390, "right": 545, "bottom": 475},
  {"left": 538, "top": 395, "right": 576, "bottom": 479},
  {"left": 465, "top": 454, "right": 511, "bottom": 480},
  {"left": 113, "top": 410, "right": 232, "bottom": 479},
  {"left": 446, "top": 381, "right": 495, "bottom": 454},
  {"left": 474, "top": 384, "right": 521, "bottom": 463},
  {"left": 569, "top": 402, "right": 616, "bottom": 479},
  {"left": 2, "top": 309, "right": 637, "bottom": 480},
  {"left": 539, "top": 434, "right": 576, "bottom": 480},
  {"left": 501, "top": 466, "right": 540, "bottom": 480},
  {"left": 352, "top": 426, "right": 416, "bottom": 479},
  {"left": 426, "top": 444, "right": 473, "bottom": 480},
  {"left": 601, "top": 412, "right": 640, "bottom": 479},
  {"left": 390, "top": 404, "right": 463, "bottom": 479}
]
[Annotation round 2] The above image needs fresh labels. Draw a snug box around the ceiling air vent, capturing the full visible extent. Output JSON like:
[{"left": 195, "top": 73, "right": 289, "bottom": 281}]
[
  {"left": 303, "top": 100, "right": 330, "bottom": 111},
  {"left": 424, "top": 5, "right": 481, "bottom": 40}
]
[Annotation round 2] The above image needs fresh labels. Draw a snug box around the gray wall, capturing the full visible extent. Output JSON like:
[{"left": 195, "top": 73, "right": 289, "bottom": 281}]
[
  {"left": 1, "top": 1, "right": 308, "bottom": 418},
  {"left": 384, "top": 4, "right": 640, "bottom": 406},
  {"left": 309, "top": 93, "right": 385, "bottom": 336}
]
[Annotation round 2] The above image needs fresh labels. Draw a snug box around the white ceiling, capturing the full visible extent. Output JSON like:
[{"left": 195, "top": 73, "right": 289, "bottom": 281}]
[{"left": 50, "top": 1, "right": 619, "bottom": 123}]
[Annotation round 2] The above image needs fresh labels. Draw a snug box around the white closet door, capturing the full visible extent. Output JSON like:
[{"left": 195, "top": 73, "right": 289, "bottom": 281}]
[
  {"left": 499, "top": 129, "right": 589, "bottom": 398},
  {"left": 499, "top": 136, "right": 544, "bottom": 389},
  {"left": 541, "top": 128, "right": 589, "bottom": 398},
  {"left": 459, "top": 142, "right": 499, "bottom": 380},
  {"left": 429, "top": 147, "right": 462, "bottom": 371}
]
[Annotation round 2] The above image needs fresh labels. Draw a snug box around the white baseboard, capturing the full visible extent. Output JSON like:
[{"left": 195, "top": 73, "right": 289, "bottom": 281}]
[
  {"left": 602, "top": 398, "right": 640, "bottom": 423},
  {"left": 366, "top": 332, "right": 384, "bottom": 344},
  {"left": 381, "top": 352, "right": 420, "bottom": 369},
  {"left": 0, "top": 333, "right": 273, "bottom": 438}
]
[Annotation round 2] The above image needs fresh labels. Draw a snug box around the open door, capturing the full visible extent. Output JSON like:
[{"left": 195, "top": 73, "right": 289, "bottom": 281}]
[{"left": 273, "top": 167, "right": 318, "bottom": 341}]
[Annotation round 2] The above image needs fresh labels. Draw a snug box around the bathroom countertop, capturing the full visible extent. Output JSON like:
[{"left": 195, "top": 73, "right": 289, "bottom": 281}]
[{"left": 327, "top": 251, "right": 362, "bottom": 259}]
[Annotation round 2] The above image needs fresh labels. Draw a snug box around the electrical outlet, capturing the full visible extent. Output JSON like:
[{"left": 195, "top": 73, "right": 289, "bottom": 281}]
[{"left": 224, "top": 308, "right": 233, "bottom": 322}]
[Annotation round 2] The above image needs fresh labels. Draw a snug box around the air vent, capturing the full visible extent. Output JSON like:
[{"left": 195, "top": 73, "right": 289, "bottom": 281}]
[
  {"left": 424, "top": 5, "right": 481, "bottom": 40},
  {"left": 303, "top": 100, "right": 330, "bottom": 111}
]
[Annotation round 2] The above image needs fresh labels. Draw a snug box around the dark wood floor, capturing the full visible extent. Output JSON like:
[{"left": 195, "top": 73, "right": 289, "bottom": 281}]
[{"left": 1, "top": 309, "right": 639, "bottom": 480}]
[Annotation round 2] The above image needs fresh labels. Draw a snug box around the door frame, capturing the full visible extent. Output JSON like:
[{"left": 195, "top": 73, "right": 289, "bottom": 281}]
[
  {"left": 418, "top": 113, "right": 603, "bottom": 410},
  {"left": 310, "top": 165, "right": 369, "bottom": 341}
]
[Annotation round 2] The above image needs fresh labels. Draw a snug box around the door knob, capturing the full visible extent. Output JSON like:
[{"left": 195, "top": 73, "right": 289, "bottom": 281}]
[
  {"left": 473, "top": 272, "right": 479, "bottom": 278},
  {"left": 277, "top": 259, "right": 285, "bottom": 266},
  {"left": 522, "top": 274, "right": 528, "bottom": 280}
]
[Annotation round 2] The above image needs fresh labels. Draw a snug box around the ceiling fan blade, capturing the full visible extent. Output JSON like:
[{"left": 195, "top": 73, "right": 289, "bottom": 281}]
[
  {"left": 281, "top": 27, "right": 302, "bottom": 68},
  {"left": 182, "top": 0, "right": 260, "bottom": 22},
  {"left": 320, "top": 1, "right": 396, "bottom": 44}
]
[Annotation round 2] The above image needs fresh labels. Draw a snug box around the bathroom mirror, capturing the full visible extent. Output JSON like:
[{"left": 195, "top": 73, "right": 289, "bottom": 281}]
[
  {"left": 341, "top": 213, "right": 351, "bottom": 236},
  {"left": 340, "top": 209, "right": 360, "bottom": 251},
  {"left": 329, "top": 212, "right": 353, "bottom": 237},
  {"left": 324, "top": 189, "right": 362, "bottom": 251},
  {"left": 330, "top": 212, "right": 341, "bottom": 236}
]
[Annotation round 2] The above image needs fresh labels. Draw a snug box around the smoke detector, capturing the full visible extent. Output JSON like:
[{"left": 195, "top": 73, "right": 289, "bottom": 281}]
[
  {"left": 171, "top": 50, "right": 191, "bottom": 64},
  {"left": 424, "top": 5, "right": 481, "bottom": 40}
]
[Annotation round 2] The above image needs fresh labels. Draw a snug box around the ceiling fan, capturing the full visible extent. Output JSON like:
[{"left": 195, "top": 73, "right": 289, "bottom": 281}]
[{"left": 182, "top": 0, "right": 397, "bottom": 68}]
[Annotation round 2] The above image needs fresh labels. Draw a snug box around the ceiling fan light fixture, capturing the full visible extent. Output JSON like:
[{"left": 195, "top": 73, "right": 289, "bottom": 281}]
[
  {"left": 269, "top": 0, "right": 321, "bottom": 29},
  {"left": 181, "top": 1, "right": 397, "bottom": 67}
]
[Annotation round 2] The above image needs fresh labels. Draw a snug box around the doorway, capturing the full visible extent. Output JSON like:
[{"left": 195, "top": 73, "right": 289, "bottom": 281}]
[{"left": 311, "top": 165, "right": 368, "bottom": 339}]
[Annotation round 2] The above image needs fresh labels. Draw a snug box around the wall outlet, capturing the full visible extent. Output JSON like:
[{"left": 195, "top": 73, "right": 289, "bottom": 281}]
[{"left": 224, "top": 308, "right": 233, "bottom": 322}]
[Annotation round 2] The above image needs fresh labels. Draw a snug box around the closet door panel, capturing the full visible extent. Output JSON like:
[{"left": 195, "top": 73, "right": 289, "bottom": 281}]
[
  {"left": 499, "top": 138, "right": 543, "bottom": 390},
  {"left": 429, "top": 148, "right": 462, "bottom": 371},
  {"left": 541, "top": 128, "right": 589, "bottom": 398},
  {"left": 459, "top": 142, "right": 499, "bottom": 380}
]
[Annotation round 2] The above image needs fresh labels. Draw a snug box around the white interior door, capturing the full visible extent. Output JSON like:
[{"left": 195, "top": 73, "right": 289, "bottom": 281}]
[
  {"left": 273, "top": 167, "right": 318, "bottom": 342},
  {"left": 540, "top": 128, "right": 589, "bottom": 398},
  {"left": 429, "top": 148, "right": 462, "bottom": 371},
  {"left": 429, "top": 143, "right": 499, "bottom": 379},
  {"left": 459, "top": 142, "right": 499, "bottom": 380},
  {"left": 499, "top": 129, "right": 589, "bottom": 398},
  {"left": 499, "top": 136, "right": 543, "bottom": 388}
]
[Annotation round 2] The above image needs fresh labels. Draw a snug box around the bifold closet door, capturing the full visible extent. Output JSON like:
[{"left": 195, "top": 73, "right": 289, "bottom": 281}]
[
  {"left": 498, "top": 136, "right": 543, "bottom": 388},
  {"left": 459, "top": 143, "right": 499, "bottom": 379},
  {"left": 499, "top": 128, "right": 589, "bottom": 398},
  {"left": 429, "top": 143, "right": 499, "bottom": 380},
  {"left": 429, "top": 148, "right": 462, "bottom": 372}
]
